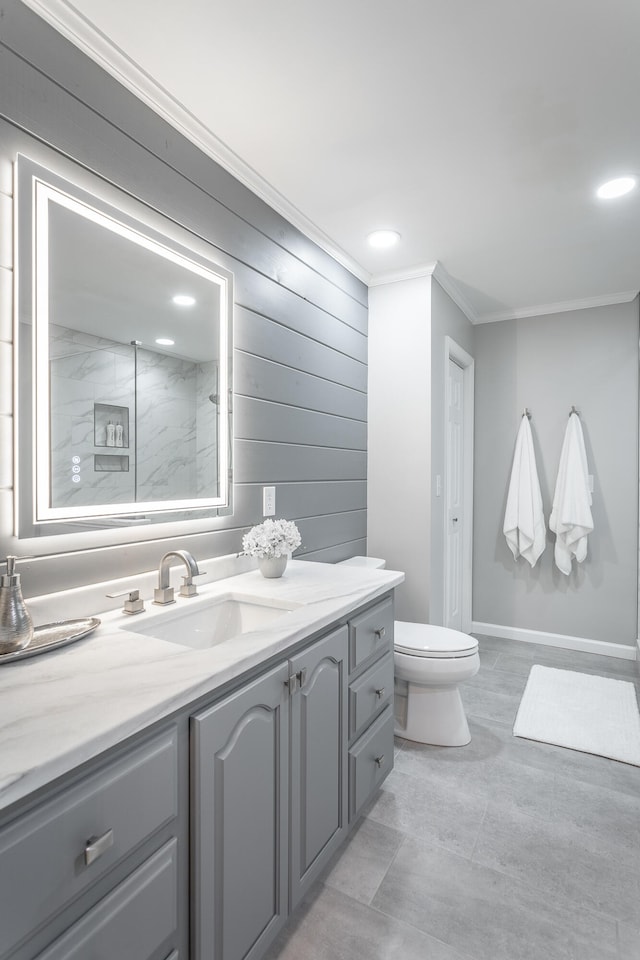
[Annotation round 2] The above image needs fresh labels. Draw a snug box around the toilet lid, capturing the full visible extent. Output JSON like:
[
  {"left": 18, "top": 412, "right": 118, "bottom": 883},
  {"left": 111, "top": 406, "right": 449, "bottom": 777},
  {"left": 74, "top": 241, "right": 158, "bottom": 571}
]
[{"left": 394, "top": 621, "right": 478, "bottom": 658}]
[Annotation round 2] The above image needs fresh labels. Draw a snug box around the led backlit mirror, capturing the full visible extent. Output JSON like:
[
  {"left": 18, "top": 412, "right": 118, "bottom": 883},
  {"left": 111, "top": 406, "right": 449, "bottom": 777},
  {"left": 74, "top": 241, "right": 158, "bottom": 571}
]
[{"left": 15, "top": 155, "right": 233, "bottom": 534}]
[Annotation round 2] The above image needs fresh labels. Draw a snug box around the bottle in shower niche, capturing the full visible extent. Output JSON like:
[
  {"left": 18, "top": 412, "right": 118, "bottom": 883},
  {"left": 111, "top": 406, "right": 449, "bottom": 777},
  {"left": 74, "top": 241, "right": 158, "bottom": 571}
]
[
  {"left": 106, "top": 421, "right": 116, "bottom": 447},
  {"left": 115, "top": 422, "right": 124, "bottom": 447}
]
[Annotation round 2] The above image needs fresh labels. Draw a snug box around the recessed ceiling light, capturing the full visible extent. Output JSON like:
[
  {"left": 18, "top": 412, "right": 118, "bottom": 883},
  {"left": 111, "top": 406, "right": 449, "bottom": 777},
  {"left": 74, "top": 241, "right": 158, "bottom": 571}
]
[
  {"left": 172, "top": 294, "right": 196, "bottom": 306},
  {"left": 155, "top": 338, "right": 175, "bottom": 346},
  {"left": 596, "top": 176, "right": 636, "bottom": 199},
  {"left": 367, "top": 229, "right": 401, "bottom": 249}
]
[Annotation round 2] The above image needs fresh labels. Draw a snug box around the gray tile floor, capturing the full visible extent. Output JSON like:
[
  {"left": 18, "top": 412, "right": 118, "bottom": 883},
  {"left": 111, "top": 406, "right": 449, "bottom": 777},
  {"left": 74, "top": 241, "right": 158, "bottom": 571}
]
[{"left": 266, "top": 635, "right": 640, "bottom": 960}]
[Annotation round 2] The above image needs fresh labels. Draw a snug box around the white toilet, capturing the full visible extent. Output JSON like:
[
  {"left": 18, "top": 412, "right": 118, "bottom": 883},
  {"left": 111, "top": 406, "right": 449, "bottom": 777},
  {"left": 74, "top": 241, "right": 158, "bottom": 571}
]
[{"left": 339, "top": 556, "right": 479, "bottom": 746}]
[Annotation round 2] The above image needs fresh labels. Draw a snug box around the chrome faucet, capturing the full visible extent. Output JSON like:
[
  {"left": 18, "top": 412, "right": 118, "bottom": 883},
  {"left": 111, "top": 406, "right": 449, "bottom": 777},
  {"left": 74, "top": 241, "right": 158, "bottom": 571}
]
[{"left": 153, "top": 550, "right": 203, "bottom": 605}]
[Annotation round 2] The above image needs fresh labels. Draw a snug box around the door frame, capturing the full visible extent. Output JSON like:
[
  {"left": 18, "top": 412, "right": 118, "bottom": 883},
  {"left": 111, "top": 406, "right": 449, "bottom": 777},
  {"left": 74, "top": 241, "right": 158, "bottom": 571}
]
[{"left": 444, "top": 336, "right": 474, "bottom": 633}]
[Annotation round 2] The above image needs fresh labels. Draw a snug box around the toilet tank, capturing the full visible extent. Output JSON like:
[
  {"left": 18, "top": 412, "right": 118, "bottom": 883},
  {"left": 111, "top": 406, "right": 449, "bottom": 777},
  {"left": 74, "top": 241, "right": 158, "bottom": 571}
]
[{"left": 338, "top": 556, "right": 386, "bottom": 569}]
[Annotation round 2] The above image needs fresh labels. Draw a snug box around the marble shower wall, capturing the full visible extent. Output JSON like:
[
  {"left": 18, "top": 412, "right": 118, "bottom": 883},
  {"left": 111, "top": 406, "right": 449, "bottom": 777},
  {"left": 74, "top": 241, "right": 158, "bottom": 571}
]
[
  {"left": 134, "top": 347, "right": 197, "bottom": 502},
  {"left": 50, "top": 324, "right": 136, "bottom": 507},
  {"left": 49, "top": 326, "right": 217, "bottom": 508},
  {"left": 195, "top": 360, "right": 219, "bottom": 497}
]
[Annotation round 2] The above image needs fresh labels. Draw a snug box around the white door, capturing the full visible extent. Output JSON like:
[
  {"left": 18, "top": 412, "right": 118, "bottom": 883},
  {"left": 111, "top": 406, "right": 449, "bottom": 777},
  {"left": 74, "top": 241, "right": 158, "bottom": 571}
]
[{"left": 445, "top": 358, "right": 464, "bottom": 630}]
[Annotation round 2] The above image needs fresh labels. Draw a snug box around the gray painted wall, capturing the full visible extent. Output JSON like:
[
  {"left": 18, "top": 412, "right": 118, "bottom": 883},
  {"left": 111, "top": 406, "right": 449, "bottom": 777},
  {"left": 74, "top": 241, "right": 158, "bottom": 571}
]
[
  {"left": 0, "top": 0, "right": 367, "bottom": 597},
  {"left": 473, "top": 301, "right": 639, "bottom": 646}
]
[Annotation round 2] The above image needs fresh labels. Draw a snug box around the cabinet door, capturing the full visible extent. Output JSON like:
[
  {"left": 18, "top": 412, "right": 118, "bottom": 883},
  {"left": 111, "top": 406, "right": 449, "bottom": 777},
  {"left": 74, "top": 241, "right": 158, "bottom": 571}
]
[
  {"left": 289, "top": 625, "right": 348, "bottom": 909},
  {"left": 192, "top": 664, "right": 290, "bottom": 960}
]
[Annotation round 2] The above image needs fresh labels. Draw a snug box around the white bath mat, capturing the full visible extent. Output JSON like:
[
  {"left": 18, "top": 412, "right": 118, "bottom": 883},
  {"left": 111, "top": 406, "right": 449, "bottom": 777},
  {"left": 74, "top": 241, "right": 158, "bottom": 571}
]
[{"left": 513, "top": 665, "right": 640, "bottom": 766}]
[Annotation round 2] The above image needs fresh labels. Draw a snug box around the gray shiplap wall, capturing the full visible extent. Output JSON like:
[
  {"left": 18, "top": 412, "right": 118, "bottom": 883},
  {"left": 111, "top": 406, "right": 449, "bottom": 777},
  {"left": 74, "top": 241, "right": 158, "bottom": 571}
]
[{"left": 0, "top": 0, "right": 368, "bottom": 596}]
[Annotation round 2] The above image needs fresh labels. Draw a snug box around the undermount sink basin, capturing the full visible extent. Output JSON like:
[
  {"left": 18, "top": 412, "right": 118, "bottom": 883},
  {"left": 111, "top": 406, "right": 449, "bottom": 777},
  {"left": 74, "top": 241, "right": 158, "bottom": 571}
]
[{"left": 122, "top": 594, "right": 301, "bottom": 650}]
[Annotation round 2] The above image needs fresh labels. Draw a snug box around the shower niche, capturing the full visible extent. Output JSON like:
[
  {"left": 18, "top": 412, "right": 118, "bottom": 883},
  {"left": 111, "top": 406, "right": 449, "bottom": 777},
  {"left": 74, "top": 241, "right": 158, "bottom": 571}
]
[
  {"left": 94, "top": 403, "right": 130, "bottom": 449},
  {"left": 15, "top": 154, "right": 233, "bottom": 535}
]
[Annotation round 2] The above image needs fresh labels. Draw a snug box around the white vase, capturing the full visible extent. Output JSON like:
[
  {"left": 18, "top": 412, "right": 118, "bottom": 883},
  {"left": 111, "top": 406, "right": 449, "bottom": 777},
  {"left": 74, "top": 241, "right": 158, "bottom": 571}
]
[{"left": 258, "top": 556, "right": 288, "bottom": 579}]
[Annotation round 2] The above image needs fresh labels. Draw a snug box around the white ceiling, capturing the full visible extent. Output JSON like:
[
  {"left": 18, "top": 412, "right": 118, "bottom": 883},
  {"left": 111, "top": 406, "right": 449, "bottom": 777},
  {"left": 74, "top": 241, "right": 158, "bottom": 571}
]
[{"left": 26, "top": 0, "right": 640, "bottom": 322}]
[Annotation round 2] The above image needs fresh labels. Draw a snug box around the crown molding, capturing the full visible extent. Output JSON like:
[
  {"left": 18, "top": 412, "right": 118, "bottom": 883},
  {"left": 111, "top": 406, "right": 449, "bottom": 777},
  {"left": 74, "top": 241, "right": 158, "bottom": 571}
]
[
  {"left": 430, "top": 262, "right": 480, "bottom": 324},
  {"left": 369, "top": 261, "right": 479, "bottom": 324},
  {"left": 477, "top": 289, "right": 639, "bottom": 324},
  {"left": 368, "top": 262, "right": 437, "bottom": 287},
  {"left": 18, "top": 0, "right": 370, "bottom": 284}
]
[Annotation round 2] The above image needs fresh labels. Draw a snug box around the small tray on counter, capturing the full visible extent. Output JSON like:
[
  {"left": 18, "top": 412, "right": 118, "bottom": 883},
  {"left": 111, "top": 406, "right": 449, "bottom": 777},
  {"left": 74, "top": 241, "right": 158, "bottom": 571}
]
[{"left": 0, "top": 618, "right": 101, "bottom": 663}]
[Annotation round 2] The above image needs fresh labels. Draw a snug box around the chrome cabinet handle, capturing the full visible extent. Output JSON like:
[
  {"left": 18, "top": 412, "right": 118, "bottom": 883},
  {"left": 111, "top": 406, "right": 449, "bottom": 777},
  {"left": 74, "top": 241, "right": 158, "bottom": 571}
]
[
  {"left": 374, "top": 755, "right": 385, "bottom": 768},
  {"left": 374, "top": 627, "right": 386, "bottom": 640},
  {"left": 284, "top": 667, "right": 307, "bottom": 695},
  {"left": 84, "top": 828, "right": 114, "bottom": 866},
  {"left": 375, "top": 687, "right": 385, "bottom": 699}
]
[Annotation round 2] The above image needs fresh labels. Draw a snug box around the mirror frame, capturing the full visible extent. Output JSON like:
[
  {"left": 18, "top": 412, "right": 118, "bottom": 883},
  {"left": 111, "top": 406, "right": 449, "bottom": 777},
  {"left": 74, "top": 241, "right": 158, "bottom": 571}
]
[{"left": 15, "top": 154, "right": 234, "bottom": 534}]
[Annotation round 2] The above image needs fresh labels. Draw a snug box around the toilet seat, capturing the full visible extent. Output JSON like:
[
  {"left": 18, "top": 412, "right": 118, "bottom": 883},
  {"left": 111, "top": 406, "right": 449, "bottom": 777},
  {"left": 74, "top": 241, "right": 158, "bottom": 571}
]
[{"left": 394, "top": 621, "right": 478, "bottom": 659}]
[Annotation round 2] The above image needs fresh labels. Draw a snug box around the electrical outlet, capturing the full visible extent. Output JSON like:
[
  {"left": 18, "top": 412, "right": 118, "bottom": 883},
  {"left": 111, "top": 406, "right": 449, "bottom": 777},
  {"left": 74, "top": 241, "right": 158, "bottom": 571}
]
[{"left": 263, "top": 486, "right": 276, "bottom": 516}]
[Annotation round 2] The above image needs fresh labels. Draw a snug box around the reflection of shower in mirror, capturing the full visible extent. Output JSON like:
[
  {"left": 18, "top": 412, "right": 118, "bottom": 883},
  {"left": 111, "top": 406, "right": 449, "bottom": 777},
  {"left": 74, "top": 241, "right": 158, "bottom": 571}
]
[{"left": 16, "top": 153, "right": 234, "bottom": 533}]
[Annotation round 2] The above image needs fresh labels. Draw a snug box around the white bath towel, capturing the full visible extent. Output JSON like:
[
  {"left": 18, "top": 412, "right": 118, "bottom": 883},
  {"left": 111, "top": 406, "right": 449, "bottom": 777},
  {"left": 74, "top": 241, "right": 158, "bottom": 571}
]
[
  {"left": 549, "top": 413, "right": 593, "bottom": 575},
  {"left": 503, "top": 416, "right": 546, "bottom": 567}
]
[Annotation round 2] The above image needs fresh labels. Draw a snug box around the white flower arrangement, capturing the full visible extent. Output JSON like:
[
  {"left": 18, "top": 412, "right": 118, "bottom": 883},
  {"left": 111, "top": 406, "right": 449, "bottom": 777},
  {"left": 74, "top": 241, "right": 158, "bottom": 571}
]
[{"left": 242, "top": 518, "right": 302, "bottom": 560}]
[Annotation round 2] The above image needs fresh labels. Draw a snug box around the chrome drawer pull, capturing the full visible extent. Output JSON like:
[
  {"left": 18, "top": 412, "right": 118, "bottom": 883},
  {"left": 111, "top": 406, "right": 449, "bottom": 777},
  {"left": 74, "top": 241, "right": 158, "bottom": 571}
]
[
  {"left": 374, "top": 627, "right": 386, "bottom": 640},
  {"left": 375, "top": 687, "right": 386, "bottom": 699},
  {"left": 84, "top": 828, "right": 114, "bottom": 866},
  {"left": 374, "top": 754, "right": 385, "bottom": 768}
]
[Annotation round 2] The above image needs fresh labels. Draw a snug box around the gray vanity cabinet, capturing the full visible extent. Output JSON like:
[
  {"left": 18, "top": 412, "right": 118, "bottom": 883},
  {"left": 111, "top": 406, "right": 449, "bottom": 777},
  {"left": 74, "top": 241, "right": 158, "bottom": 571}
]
[
  {"left": 191, "top": 663, "right": 290, "bottom": 960},
  {"left": 0, "top": 591, "right": 395, "bottom": 960},
  {"left": 347, "top": 598, "right": 396, "bottom": 821},
  {"left": 289, "top": 625, "right": 348, "bottom": 908},
  {"left": 192, "top": 624, "right": 349, "bottom": 960},
  {"left": 0, "top": 727, "right": 183, "bottom": 960}
]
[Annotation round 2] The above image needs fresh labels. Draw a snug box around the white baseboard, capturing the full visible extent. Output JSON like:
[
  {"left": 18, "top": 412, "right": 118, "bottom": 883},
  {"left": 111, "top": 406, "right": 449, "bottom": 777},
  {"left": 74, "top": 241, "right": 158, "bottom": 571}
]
[{"left": 471, "top": 621, "right": 638, "bottom": 661}]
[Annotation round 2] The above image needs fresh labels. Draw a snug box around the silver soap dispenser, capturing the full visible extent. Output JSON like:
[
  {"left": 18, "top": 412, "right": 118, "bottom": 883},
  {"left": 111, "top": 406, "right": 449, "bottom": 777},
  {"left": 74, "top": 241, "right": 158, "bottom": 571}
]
[{"left": 0, "top": 556, "right": 34, "bottom": 654}]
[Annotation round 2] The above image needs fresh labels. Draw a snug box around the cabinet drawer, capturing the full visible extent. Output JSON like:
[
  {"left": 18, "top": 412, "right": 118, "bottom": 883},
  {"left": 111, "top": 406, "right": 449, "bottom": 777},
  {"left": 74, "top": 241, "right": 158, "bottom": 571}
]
[
  {"left": 36, "top": 839, "right": 178, "bottom": 960},
  {"left": 349, "top": 706, "right": 395, "bottom": 821},
  {"left": 0, "top": 728, "right": 178, "bottom": 957},
  {"left": 348, "top": 598, "right": 393, "bottom": 675},
  {"left": 349, "top": 652, "right": 394, "bottom": 741}
]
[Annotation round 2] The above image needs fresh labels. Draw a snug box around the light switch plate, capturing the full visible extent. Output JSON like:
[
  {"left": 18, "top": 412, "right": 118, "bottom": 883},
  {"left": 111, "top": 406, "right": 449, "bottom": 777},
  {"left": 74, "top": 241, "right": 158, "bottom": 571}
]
[{"left": 263, "top": 486, "right": 276, "bottom": 516}]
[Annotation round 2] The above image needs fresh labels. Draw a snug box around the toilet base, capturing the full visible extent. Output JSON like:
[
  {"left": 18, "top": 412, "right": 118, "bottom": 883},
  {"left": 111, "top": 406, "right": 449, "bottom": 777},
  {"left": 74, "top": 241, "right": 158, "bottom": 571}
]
[{"left": 395, "top": 682, "right": 471, "bottom": 746}]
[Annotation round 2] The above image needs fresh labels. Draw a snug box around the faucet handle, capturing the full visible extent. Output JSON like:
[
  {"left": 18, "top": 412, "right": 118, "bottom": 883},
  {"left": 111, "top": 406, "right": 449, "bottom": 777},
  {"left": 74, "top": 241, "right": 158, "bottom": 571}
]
[
  {"left": 106, "top": 589, "right": 145, "bottom": 615},
  {"left": 179, "top": 571, "right": 207, "bottom": 598}
]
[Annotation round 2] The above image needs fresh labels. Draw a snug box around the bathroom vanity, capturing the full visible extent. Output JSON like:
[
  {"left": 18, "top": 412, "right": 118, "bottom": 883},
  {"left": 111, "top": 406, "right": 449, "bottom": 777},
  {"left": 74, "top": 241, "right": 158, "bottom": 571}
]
[{"left": 0, "top": 560, "right": 400, "bottom": 960}]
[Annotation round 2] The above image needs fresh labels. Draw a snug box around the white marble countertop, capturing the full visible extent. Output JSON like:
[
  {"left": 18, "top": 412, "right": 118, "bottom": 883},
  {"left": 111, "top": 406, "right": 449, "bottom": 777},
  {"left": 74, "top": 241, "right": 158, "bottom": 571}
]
[{"left": 0, "top": 559, "right": 403, "bottom": 813}]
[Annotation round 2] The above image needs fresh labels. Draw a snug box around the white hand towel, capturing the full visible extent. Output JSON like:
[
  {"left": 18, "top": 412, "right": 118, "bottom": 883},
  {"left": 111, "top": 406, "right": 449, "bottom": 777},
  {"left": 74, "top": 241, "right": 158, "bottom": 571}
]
[
  {"left": 549, "top": 413, "right": 593, "bottom": 575},
  {"left": 503, "top": 416, "right": 546, "bottom": 567}
]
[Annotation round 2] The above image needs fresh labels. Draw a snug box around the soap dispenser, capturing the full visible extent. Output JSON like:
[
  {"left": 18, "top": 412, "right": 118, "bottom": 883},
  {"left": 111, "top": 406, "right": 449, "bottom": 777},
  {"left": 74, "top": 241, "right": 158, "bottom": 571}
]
[{"left": 0, "top": 556, "right": 34, "bottom": 654}]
